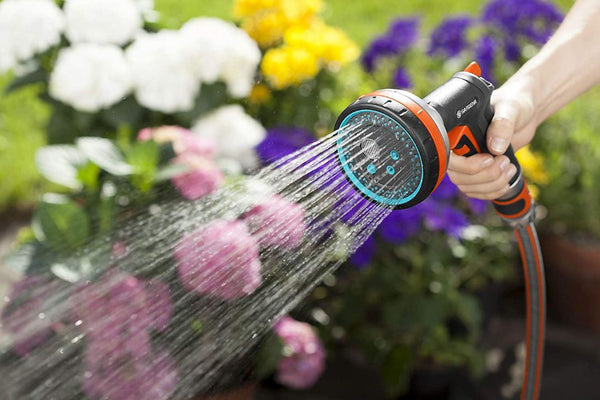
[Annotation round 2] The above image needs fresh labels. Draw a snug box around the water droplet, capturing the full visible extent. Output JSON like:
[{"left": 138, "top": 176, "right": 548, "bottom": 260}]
[
  {"left": 74, "top": 320, "right": 83, "bottom": 327},
  {"left": 38, "top": 313, "right": 46, "bottom": 320}
]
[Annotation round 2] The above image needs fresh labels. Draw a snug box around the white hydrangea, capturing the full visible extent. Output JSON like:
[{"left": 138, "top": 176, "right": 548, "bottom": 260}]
[
  {"left": 180, "top": 18, "right": 261, "bottom": 98},
  {"left": 192, "top": 105, "right": 266, "bottom": 169},
  {"left": 0, "top": 0, "right": 65, "bottom": 72},
  {"left": 126, "top": 30, "right": 200, "bottom": 113},
  {"left": 134, "top": 0, "right": 158, "bottom": 22},
  {"left": 49, "top": 44, "right": 133, "bottom": 112},
  {"left": 64, "top": 0, "right": 142, "bottom": 45}
]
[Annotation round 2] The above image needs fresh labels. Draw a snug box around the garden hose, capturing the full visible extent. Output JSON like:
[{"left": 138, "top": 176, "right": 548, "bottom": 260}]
[{"left": 334, "top": 62, "right": 546, "bottom": 399}]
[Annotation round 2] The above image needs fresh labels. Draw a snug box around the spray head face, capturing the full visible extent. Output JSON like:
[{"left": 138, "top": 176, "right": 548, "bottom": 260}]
[{"left": 334, "top": 89, "right": 449, "bottom": 209}]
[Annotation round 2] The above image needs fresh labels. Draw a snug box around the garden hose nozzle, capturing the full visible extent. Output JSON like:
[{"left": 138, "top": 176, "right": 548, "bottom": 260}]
[
  {"left": 334, "top": 61, "right": 533, "bottom": 224},
  {"left": 335, "top": 62, "right": 545, "bottom": 400}
]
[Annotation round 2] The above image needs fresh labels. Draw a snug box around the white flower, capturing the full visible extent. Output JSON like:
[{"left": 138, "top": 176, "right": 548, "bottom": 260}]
[
  {"left": 134, "top": 0, "right": 158, "bottom": 22},
  {"left": 0, "top": 0, "right": 65, "bottom": 72},
  {"left": 64, "top": 0, "right": 142, "bottom": 45},
  {"left": 192, "top": 105, "right": 266, "bottom": 169},
  {"left": 49, "top": 44, "right": 133, "bottom": 112},
  {"left": 127, "top": 30, "right": 200, "bottom": 113},
  {"left": 180, "top": 18, "right": 261, "bottom": 98}
]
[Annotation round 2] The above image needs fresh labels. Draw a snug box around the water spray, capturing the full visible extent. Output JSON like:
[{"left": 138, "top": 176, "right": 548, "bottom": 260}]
[{"left": 335, "top": 62, "right": 545, "bottom": 400}]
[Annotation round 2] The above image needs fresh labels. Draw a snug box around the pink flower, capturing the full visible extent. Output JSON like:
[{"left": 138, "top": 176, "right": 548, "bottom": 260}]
[
  {"left": 244, "top": 195, "right": 306, "bottom": 250},
  {"left": 174, "top": 219, "right": 262, "bottom": 300},
  {"left": 72, "top": 271, "right": 173, "bottom": 342},
  {"left": 1, "top": 276, "right": 62, "bottom": 356},
  {"left": 273, "top": 316, "right": 326, "bottom": 389},
  {"left": 171, "top": 153, "right": 224, "bottom": 200},
  {"left": 137, "top": 125, "right": 215, "bottom": 157},
  {"left": 83, "top": 349, "right": 177, "bottom": 400}
]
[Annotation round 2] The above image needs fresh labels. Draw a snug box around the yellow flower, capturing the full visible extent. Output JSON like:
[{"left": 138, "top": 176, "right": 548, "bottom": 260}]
[
  {"left": 285, "top": 22, "right": 359, "bottom": 68},
  {"left": 241, "top": 12, "right": 288, "bottom": 47},
  {"left": 261, "top": 45, "right": 320, "bottom": 89},
  {"left": 516, "top": 145, "right": 549, "bottom": 184},
  {"left": 234, "top": 0, "right": 323, "bottom": 47},
  {"left": 233, "top": 0, "right": 277, "bottom": 18},
  {"left": 248, "top": 83, "right": 272, "bottom": 104}
]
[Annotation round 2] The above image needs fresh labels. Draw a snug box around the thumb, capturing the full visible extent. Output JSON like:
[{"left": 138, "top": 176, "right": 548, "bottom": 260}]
[{"left": 487, "top": 99, "right": 519, "bottom": 155}]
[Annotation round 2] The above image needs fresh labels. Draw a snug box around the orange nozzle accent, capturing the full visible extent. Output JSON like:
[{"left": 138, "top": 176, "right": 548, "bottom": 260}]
[
  {"left": 464, "top": 61, "right": 482, "bottom": 77},
  {"left": 448, "top": 125, "right": 482, "bottom": 156}
]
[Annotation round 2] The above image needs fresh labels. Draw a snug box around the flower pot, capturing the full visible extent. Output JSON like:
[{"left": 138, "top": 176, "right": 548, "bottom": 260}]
[
  {"left": 194, "top": 382, "right": 257, "bottom": 400},
  {"left": 540, "top": 234, "right": 600, "bottom": 333}
]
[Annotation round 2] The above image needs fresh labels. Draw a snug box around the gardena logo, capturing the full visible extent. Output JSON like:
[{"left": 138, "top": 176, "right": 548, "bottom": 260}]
[{"left": 456, "top": 98, "right": 478, "bottom": 119}]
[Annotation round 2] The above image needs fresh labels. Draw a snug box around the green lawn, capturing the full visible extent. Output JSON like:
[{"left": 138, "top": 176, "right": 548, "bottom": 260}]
[{"left": 0, "top": 0, "right": 575, "bottom": 213}]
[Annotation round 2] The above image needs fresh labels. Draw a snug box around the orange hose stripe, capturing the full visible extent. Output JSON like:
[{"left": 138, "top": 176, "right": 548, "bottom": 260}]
[
  {"left": 527, "top": 225, "right": 545, "bottom": 400},
  {"left": 361, "top": 91, "right": 448, "bottom": 190},
  {"left": 516, "top": 230, "right": 532, "bottom": 400}
]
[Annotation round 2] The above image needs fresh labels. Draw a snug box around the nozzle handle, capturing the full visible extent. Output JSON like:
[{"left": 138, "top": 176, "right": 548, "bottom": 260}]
[{"left": 425, "top": 64, "right": 534, "bottom": 221}]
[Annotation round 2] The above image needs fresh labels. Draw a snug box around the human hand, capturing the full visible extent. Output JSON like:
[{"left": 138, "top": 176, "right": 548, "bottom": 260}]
[{"left": 447, "top": 82, "right": 538, "bottom": 200}]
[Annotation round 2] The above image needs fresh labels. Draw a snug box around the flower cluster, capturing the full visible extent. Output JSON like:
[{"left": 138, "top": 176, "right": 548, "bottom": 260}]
[
  {"left": 173, "top": 195, "right": 306, "bottom": 300},
  {"left": 73, "top": 271, "right": 176, "bottom": 400},
  {"left": 0, "top": 1, "right": 261, "bottom": 114},
  {"left": 235, "top": 0, "right": 358, "bottom": 89},
  {"left": 350, "top": 176, "right": 485, "bottom": 268},
  {"left": 362, "top": 0, "right": 563, "bottom": 85},
  {"left": 273, "top": 316, "right": 326, "bottom": 389}
]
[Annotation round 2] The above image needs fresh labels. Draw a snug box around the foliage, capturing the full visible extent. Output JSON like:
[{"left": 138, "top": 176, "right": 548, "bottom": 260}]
[{"left": 532, "top": 87, "right": 600, "bottom": 238}]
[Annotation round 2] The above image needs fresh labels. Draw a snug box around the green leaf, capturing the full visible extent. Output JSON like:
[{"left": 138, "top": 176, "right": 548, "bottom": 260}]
[
  {"left": 381, "top": 344, "right": 412, "bottom": 397},
  {"left": 76, "top": 162, "right": 101, "bottom": 191},
  {"left": 454, "top": 293, "right": 482, "bottom": 341},
  {"left": 77, "top": 137, "right": 132, "bottom": 176},
  {"left": 32, "top": 194, "right": 91, "bottom": 252},
  {"left": 35, "top": 145, "right": 87, "bottom": 190},
  {"left": 126, "top": 141, "right": 160, "bottom": 191},
  {"left": 254, "top": 333, "right": 284, "bottom": 381}
]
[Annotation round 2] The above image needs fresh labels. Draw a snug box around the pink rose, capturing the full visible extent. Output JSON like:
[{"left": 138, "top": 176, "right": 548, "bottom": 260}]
[
  {"left": 171, "top": 153, "right": 224, "bottom": 200},
  {"left": 174, "top": 219, "right": 262, "bottom": 300},
  {"left": 273, "top": 316, "right": 326, "bottom": 389},
  {"left": 244, "top": 195, "right": 306, "bottom": 250}
]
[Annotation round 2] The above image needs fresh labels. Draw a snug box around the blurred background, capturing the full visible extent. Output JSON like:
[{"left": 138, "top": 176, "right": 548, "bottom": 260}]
[{"left": 1, "top": 0, "right": 600, "bottom": 399}]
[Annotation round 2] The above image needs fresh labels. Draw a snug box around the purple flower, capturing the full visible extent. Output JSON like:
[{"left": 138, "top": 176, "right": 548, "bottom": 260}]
[
  {"left": 255, "top": 127, "right": 316, "bottom": 165},
  {"left": 468, "top": 198, "right": 489, "bottom": 215},
  {"left": 1, "top": 276, "right": 61, "bottom": 356},
  {"left": 273, "top": 316, "right": 326, "bottom": 389},
  {"left": 430, "top": 176, "right": 460, "bottom": 201},
  {"left": 428, "top": 16, "right": 473, "bottom": 58},
  {"left": 83, "top": 349, "right": 177, "bottom": 400},
  {"left": 377, "top": 209, "right": 422, "bottom": 244},
  {"left": 244, "top": 195, "right": 306, "bottom": 250},
  {"left": 482, "top": 0, "right": 563, "bottom": 45},
  {"left": 174, "top": 219, "right": 262, "bottom": 300},
  {"left": 422, "top": 202, "right": 469, "bottom": 238},
  {"left": 351, "top": 235, "right": 376, "bottom": 269},
  {"left": 361, "top": 17, "right": 419, "bottom": 72},
  {"left": 503, "top": 38, "right": 521, "bottom": 62},
  {"left": 393, "top": 67, "right": 413, "bottom": 89},
  {"left": 474, "top": 35, "right": 499, "bottom": 82}
]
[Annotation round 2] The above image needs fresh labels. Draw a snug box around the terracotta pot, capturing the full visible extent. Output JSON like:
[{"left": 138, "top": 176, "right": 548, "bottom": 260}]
[
  {"left": 194, "top": 382, "right": 257, "bottom": 400},
  {"left": 540, "top": 234, "right": 600, "bottom": 333}
]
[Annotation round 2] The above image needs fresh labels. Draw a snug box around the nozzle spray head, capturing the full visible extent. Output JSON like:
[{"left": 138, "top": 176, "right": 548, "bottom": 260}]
[{"left": 334, "top": 89, "right": 449, "bottom": 209}]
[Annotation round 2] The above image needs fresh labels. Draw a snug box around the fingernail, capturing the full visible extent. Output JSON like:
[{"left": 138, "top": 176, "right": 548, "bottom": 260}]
[
  {"left": 506, "top": 164, "right": 517, "bottom": 177},
  {"left": 500, "top": 158, "right": 510, "bottom": 171},
  {"left": 490, "top": 138, "right": 507, "bottom": 153},
  {"left": 482, "top": 158, "right": 494, "bottom": 167}
]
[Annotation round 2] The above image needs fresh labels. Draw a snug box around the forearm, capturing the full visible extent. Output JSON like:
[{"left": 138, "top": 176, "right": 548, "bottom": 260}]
[{"left": 503, "top": 0, "right": 600, "bottom": 125}]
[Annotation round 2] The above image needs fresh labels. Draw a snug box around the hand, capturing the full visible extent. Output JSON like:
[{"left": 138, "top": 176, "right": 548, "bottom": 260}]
[{"left": 447, "top": 82, "right": 538, "bottom": 200}]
